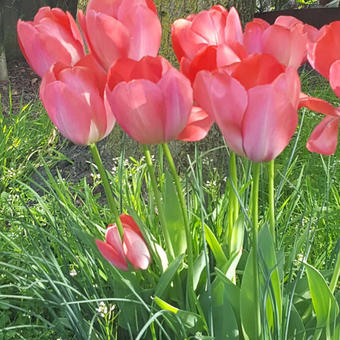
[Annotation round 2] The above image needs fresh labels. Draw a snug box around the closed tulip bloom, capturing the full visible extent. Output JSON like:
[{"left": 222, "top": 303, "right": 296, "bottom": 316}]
[
  {"left": 17, "top": 7, "right": 85, "bottom": 77},
  {"left": 307, "top": 21, "right": 340, "bottom": 79},
  {"left": 244, "top": 16, "right": 310, "bottom": 69},
  {"left": 78, "top": 0, "right": 161, "bottom": 70},
  {"left": 95, "top": 214, "right": 151, "bottom": 271},
  {"left": 171, "top": 6, "right": 244, "bottom": 82},
  {"left": 194, "top": 54, "right": 300, "bottom": 162},
  {"left": 40, "top": 54, "right": 115, "bottom": 145},
  {"left": 105, "top": 56, "right": 193, "bottom": 144}
]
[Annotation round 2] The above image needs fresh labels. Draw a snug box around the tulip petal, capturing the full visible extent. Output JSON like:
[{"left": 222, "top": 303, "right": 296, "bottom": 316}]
[
  {"left": 40, "top": 81, "right": 93, "bottom": 145},
  {"left": 299, "top": 93, "right": 339, "bottom": 117},
  {"left": 243, "top": 84, "right": 298, "bottom": 162},
  {"left": 177, "top": 106, "right": 213, "bottom": 142},
  {"left": 262, "top": 24, "right": 307, "bottom": 68},
  {"left": 307, "top": 116, "right": 339, "bottom": 155},
  {"left": 119, "top": 4, "right": 161, "bottom": 60},
  {"left": 17, "top": 21, "right": 70, "bottom": 77},
  {"left": 158, "top": 68, "right": 193, "bottom": 141},
  {"left": 190, "top": 8, "right": 226, "bottom": 46},
  {"left": 95, "top": 239, "right": 128, "bottom": 271},
  {"left": 224, "top": 7, "right": 243, "bottom": 45},
  {"left": 124, "top": 229, "right": 151, "bottom": 270},
  {"left": 171, "top": 19, "right": 207, "bottom": 61},
  {"left": 232, "top": 54, "right": 285, "bottom": 90},
  {"left": 330, "top": 60, "right": 340, "bottom": 98},
  {"left": 244, "top": 18, "right": 269, "bottom": 55},
  {"left": 194, "top": 70, "right": 247, "bottom": 156},
  {"left": 307, "top": 21, "right": 340, "bottom": 79},
  {"left": 107, "top": 79, "right": 166, "bottom": 144},
  {"left": 86, "top": 10, "right": 130, "bottom": 70},
  {"left": 120, "top": 214, "right": 144, "bottom": 239}
]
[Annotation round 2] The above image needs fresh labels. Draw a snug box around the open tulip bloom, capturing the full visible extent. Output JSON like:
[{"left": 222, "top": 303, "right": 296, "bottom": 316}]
[
  {"left": 194, "top": 53, "right": 300, "bottom": 162},
  {"left": 105, "top": 56, "right": 195, "bottom": 144},
  {"left": 78, "top": 0, "right": 162, "bottom": 70},
  {"left": 17, "top": 7, "right": 85, "bottom": 77},
  {"left": 95, "top": 214, "right": 151, "bottom": 271}
]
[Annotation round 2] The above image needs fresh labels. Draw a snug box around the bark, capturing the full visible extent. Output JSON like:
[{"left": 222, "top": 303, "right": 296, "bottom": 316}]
[{"left": 0, "top": 2, "right": 8, "bottom": 81}]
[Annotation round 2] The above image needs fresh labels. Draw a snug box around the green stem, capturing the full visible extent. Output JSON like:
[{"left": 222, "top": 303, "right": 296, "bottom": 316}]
[
  {"left": 90, "top": 143, "right": 124, "bottom": 240},
  {"left": 251, "top": 162, "right": 261, "bottom": 339},
  {"left": 268, "top": 160, "right": 276, "bottom": 244},
  {"left": 143, "top": 145, "right": 175, "bottom": 260},
  {"left": 226, "top": 152, "right": 239, "bottom": 248},
  {"left": 330, "top": 252, "right": 340, "bottom": 294},
  {"left": 162, "top": 143, "right": 195, "bottom": 310}
]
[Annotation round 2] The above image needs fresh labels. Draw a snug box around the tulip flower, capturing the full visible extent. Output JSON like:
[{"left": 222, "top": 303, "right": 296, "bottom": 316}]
[
  {"left": 105, "top": 56, "right": 194, "bottom": 144},
  {"left": 194, "top": 54, "right": 301, "bottom": 162},
  {"left": 244, "top": 16, "right": 312, "bottom": 69},
  {"left": 78, "top": 0, "right": 161, "bottom": 70},
  {"left": 299, "top": 64, "right": 340, "bottom": 155},
  {"left": 171, "top": 6, "right": 244, "bottom": 82},
  {"left": 40, "top": 54, "right": 115, "bottom": 145},
  {"left": 95, "top": 214, "right": 151, "bottom": 271},
  {"left": 17, "top": 7, "right": 85, "bottom": 77},
  {"left": 307, "top": 21, "right": 340, "bottom": 80}
]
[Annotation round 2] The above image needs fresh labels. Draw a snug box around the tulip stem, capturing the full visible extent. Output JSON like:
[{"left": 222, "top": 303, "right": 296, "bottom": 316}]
[
  {"left": 226, "top": 152, "right": 239, "bottom": 249},
  {"left": 251, "top": 162, "right": 261, "bottom": 340},
  {"left": 162, "top": 143, "right": 195, "bottom": 310},
  {"left": 268, "top": 160, "right": 276, "bottom": 244},
  {"left": 143, "top": 145, "right": 175, "bottom": 261},
  {"left": 90, "top": 143, "right": 124, "bottom": 240}
]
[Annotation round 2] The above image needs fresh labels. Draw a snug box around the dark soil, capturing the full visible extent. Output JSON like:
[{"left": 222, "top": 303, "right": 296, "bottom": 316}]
[{"left": 0, "top": 58, "right": 40, "bottom": 115}]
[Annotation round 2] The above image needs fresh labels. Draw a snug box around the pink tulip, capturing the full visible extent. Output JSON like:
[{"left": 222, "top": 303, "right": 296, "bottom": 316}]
[
  {"left": 171, "top": 6, "right": 244, "bottom": 82},
  {"left": 299, "top": 69, "right": 340, "bottom": 155},
  {"left": 40, "top": 54, "right": 115, "bottom": 145},
  {"left": 105, "top": 56, "right": 194, "bottom": 144},
  {"left": 95, "top": 214, "right": 151, "bottom": 271},
  {"left": 177, "top": 106, "right": 213, "bottom": 142},
  {"left": 17, "top": 7, "right": 85, "bottom": 77},
  {"left": 244, "top": 16, "right": 311, "bottom": 69},
  {"left": 78, "top": 0, "right": 161, "bottom": 70},
  {"left": 194, "top": 54, "right": 300, "bottom": 162},
  {"left": 307, "top": 21, "right": 340, "bottom": 79}
]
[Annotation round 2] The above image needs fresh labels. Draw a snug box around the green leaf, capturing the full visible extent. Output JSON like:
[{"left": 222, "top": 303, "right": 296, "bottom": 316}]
[
  {"left": 204, "top": 224, "right": 228, "bottom": 268},
  {"left": 193, "top": 251, "right": 207, "bottom": 291},
  {"left": 304, "top": 262, "right": 339, "bottom": 339},
  {"left": 164, "top": 171, "right": 186, "bottom": 256},
  {"left": 240, "top": 248, "right": 260, "bottom": 340},
  {"left": 286, "top": 304, "right": 306, "bottom": 340},
  {"left": 154, "top": 254, "right": 184, "bottom": 298},
  {"left": 200, "top": 273, "right": 240, "bottom": 339},
  {"left": 258, "top": 225, "right": 282, "bottom": 332},
  {"left": 154, "top": 296, "right": 204, "bottom": 333}
]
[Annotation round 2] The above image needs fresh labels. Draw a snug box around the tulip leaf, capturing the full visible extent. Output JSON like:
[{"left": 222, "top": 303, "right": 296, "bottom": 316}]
[
  {"left": 258, "top": 224, "right": 282, "bottom": 331},
  {"left": 193, "top": 251, "right": 207, "bottom": 291},
  {"left": 240, "top": 248, "right": 260, "bottom": 340},
  {"left": 204, "top": 224, "right": 228, "bottom": 268},
  {"left": 154, "top": 254, "right": 184, "bottom": 298},
  {"left": 286, "top": 304, "right": 306, "bottom": 340},
  {"left": 200, "top": 273, "right": 240, "bottom": 339},
  {"left": 304, "top": 262, "right": 339, "bottom": 338},
  {"left": 154, "top": 296, "right": 204, "bottom": 333},
  {"left": 164, "top": 171, "right": 187, "bottom": 257}
]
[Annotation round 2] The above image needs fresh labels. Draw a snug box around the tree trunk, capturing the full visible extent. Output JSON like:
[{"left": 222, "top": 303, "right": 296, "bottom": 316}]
[
  {"left": 154, "top": 0, "right": 256, "bottom": 64},
  {"left": 0, "top": 2, "right": 8, "bottom": 81}
]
